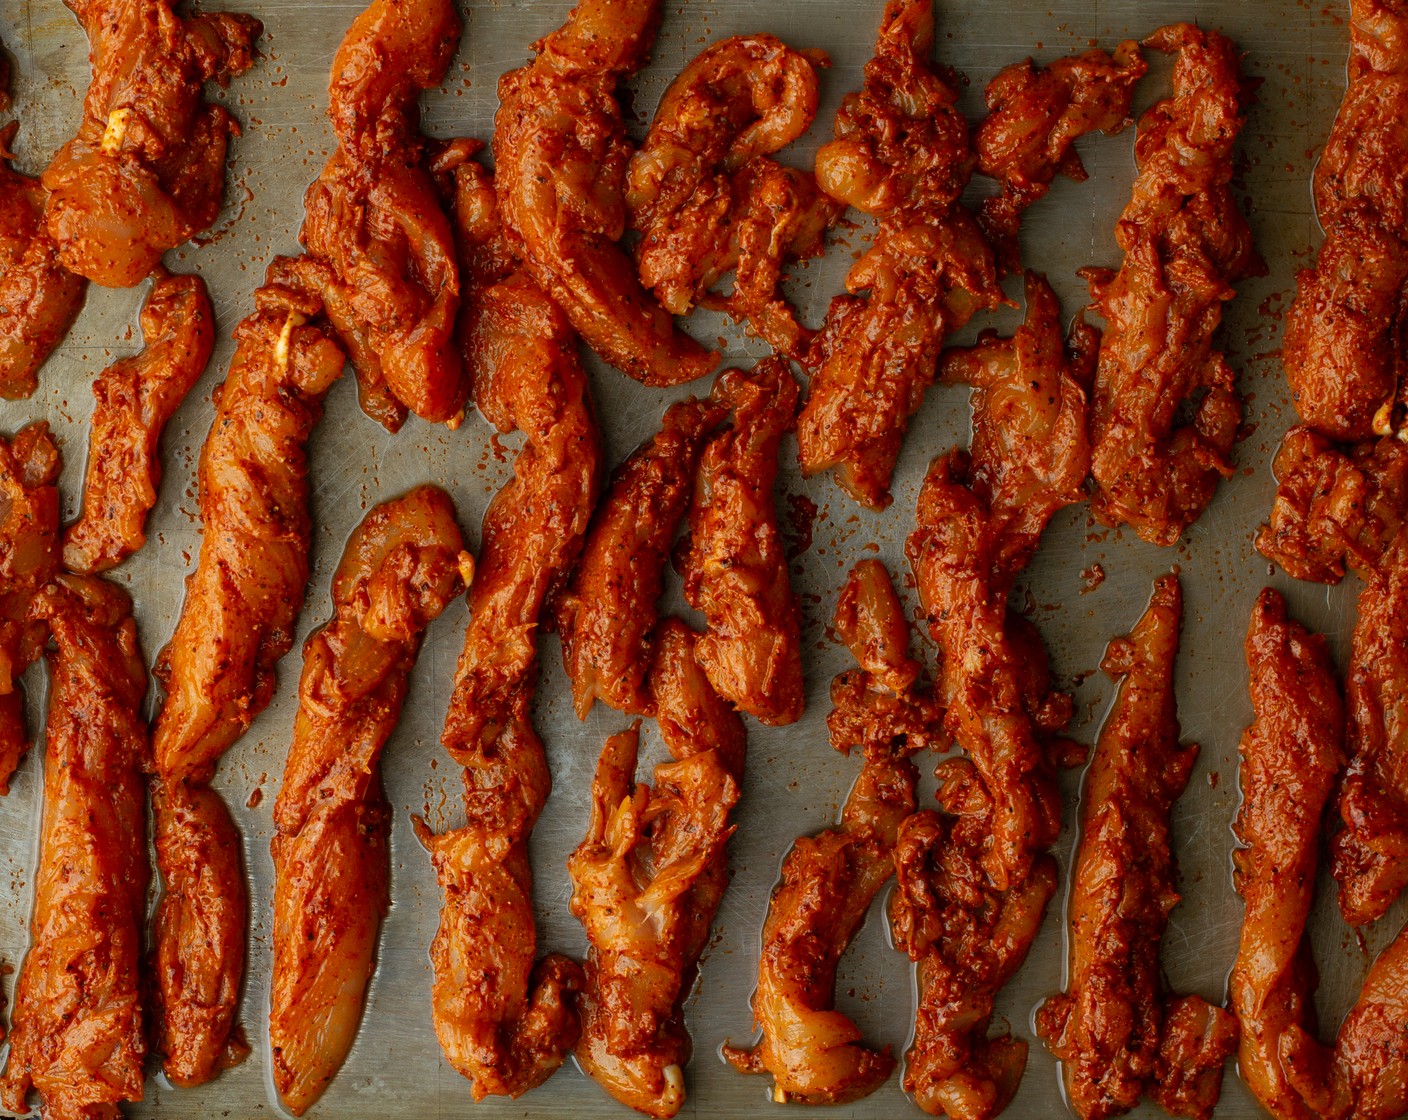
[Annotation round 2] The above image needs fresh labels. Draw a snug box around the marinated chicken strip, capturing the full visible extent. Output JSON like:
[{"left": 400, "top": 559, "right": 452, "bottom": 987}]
[
  {"left": 151, "top": 263, "right": 346, "bottom": 1087},
  {"left": 558, "top": 396, "right": 722, "bottom": 718},
  {"left": 270, "top": 487, "right": 469, "bottom": 1116},
  {"left": 1281, "top": 0, "right": 1408, "bottom": 440},
  {"left": 681, "top": 357, "right": 804, "bottom": 726},
  {"left": 0, "top": 121, "right": 87, "bottom": 399},
  {"left": 798, "top": 0, "right": 1002, "bottom": 508},
  {"left": 1085, "top": 25, "right": 1262, "bottom": 545},
  {"left": 494, "top": 0, "right": 718, "bottom": 387},
  {"left": 626, "top": 34, "right": 839, "bottom": 358},
  {"left": 976, "top": 42, "right": 1146, "bottom": 273},
  {"left": 0, "top": 422, "right": 61, "bottom": 793},
  {"left": 1037, "top": 575, "right": 1237, "bottom": 1120},
  {"left": 63, "top": 268, "right": 214, "bottom": 574},
  {"left": 299, "top": 0, "right": 464, "bottom": 430},
  {"left": 724, "top": 559, "right": 940, "bottom": 1104},
  {"left": 1229, "top": 589, "right": 1345, "bottom": 1120},
  {"left": 42, "top": 0, "right": 261, "bottom": 288},
  {"left": 0, "top": 575, "right": 148, "bottom": 1120},
  {"left": 571, "top": 621, "right": 746, "bottom": 1118}
]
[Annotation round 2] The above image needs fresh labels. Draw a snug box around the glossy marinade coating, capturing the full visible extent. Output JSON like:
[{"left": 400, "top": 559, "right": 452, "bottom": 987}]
[
  {"left": 571, "top": 622, "right": 746, "bottom": 1118},
  {"left": 299, "top": 0, "right": 464, "bottom": 430},
  {"left": 63, "top": 268, "right": 214, "bottom": 574},
  {"left": 41, "top": 0, "right": 261, "bottom": 288},
  {"left": 1037, "top": 574, "right": 1236, "bottom": 1120},
  {"left": 1230, "top": 589, "right": 1345, "bottom": 1120},
  {"left": 0, "top": 422, "right": 61, "bottom": 793},
  {"left": 150, "top": 264, "right": 345, "bottom": 1088},
  {"left": 270, "top": 486, "right": 469, "bottom": 1116},
  {"left": 797, "top": 0, "right": 1002, "bottom": 509},
  {"left": 627, "top": 34, "right": 839, "bottom": 358},
  {"left": 976, "top": 41, "right": 1146, "bottom": 273},
  {"left": 558, "top": 395, "right": 723, "bottom": 719},
  {"left": 1281, "top": 0, "right": 1408, "bottom": 440},
  {"left": 494, "top": 0, "right": 718, "bottom": 387},
  {"left": 724, "top": 559, "right": 940, "bottom": 1105},
  {"left": 681, "top": 357, "right": 804, "bottom": 726},
  {"left": 1085, "top": 24, "right": 1262, "bottom": 545},
  {"left": 0, "top": 574, "right": 148, "bottom": 1120}
]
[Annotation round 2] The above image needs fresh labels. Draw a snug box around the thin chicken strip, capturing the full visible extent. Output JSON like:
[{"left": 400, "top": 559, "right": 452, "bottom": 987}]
[
  {"left": 1037, "top": 575, "right": 1237, "bottom": 1120},
  {"left": 494, "top": 0, "right": 718, "bottom": 387},
  {"left": 0, "top": 421, "right": 61, "bottom": 793},
  {"left": 571, "top": 621, "right": 745, "bottom": 1118},
  {"left": 1084, "top": 24, "right": 1262, "bottom": 544},
  {"left": 558, "top": 395, "right": 723, "bottom": 718},
  {"left": 41, "top": 0, "right": 261, "bottom": 288},
  {"left": 0, "top": 574, "right": 148, "bottom": 1120},
  {"left": 798, "top": 0, "right": 1002, "bottom": 509},
  {"left": 626, "top": 34, "right": 839, "bottom": 358},
  {"left": 1229, "top": 589, "right": 1345, "bottom": 1120},
  {"left": 724, "top": 559, "right": 940, "bottom": 1104},
  {"left": 1281, "top": 0, "right": 1408, "bottom": 440},
  {"left": 150, "top": 262, "right": 345, "bottom": 1087},
  {"left": 976, "top": 42, "right": 1145, "bottom": 273},
  {"left": 270, "top": 486, "right": 469, "bottom": 1116},
  {"left": 63, "top": 268, "right": 214, "bottom": 573},
  {"left": 299, "top": 0, "right": 464, "bottom": 430},
  {"left": 680, "top": 357, "right": 804, "bottom": 726}
]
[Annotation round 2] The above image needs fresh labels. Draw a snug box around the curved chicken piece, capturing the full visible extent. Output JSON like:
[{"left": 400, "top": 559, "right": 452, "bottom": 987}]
[
  {"left": 299, "top": 0, "right": 464, "bottom": 430},
  {"left": 626, "top": 34, "right": 839, "bottom": 357},
  {"left": 41, "top": 0, "right": 261, "bottom": 288},
  {"left": 558, "top": 396, "right": 723, "bottom": 719},
  {"left": 724, "top": 559, "right": 939, "bottom": 1104},
  {"left": 681, "top": 357, "right": 804, "bottom": 726},
  {"left": 1037, "top": 574, "right": 1237, "bottom": 1120},
  {"left": 571, "top": 624, "right": 746, "bottom": 1117},
  {"left": 1281, "top": 0, "right": 1408, "bottom": 440},
  {"left": 63, "top": 268, "right": 214, "bottom": 574},
  {"left": 1084, "top": 24, "right": 1262, "bottom": 545},
  {"left": 493, "top": 0, "right": 718, "bottom": 387},
  {"left": 0, "top": 574, "right": 148, "bottom": 1120},
  {"left": 0, "top": 121, "right": 87, "bottom": 399},
  {"left": 150, "top": 262, "right": 346, "bottom": 1087},
  {"left": 0, "top": 421, "right": 61, "bottom": 793},
  {"left": 270, "top": 486, "right": 469, "bottom": 1116},
  {"left": 976, "top": 42, "right": 1146, "bottom": 273},
  {"left": 797, "top": 0, "right": 1002, "bottom": 508},
  {"left": 1229, "top": 589, "right": 1345, "bottom": 1120}
]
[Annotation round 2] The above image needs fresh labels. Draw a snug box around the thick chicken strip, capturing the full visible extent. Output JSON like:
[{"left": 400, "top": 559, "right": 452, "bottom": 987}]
[
  {"left": 571, "top": 621, "right": 746, "bottom": 1118},
  {"left": 42, "top": 0, "right": 261, "bottom": 288},
  {"left": 724, "top": 559, "right": 940, "bottom": 1104},
  {"left": 798, "top": 0, "right": 1002, "bottom": 508},
  {"left": 0, "top": 121, "right": 87, "bottom": 399},
  {"left": 63, "top": 268, "right": 214, "bottom": 574},
  {"left": 976, "top": 42, "right": 1146, "bottom": 273},
  {"left": 0, "top": 422, "right": 61, "bottom": 793},
  {"left": 270, "top": 487, "right": 469, "bottom": 1116},
  {"left": 1281, "top": 0, "right": 1408, "bottom": 440},
  {"left": 1229, "top": 589, "right": 1345, "bottom": 1120},
  {"left": 1037, "top": 575, "right": 1237, "bottom": 1120},
  {"left": 627, "top": 34, "right": 839, "bottom": 358},
  {"left": 1085, "top": 24, "right": 1262, "bottom": 544},
  {"left": 150, "top": 261, "right": 346, "bottom": 1087},
  {"left": 558, "top": 395, "right": 722, "bottom": 718},
  {"left": 299, "top": 0, "right": 464, "bottom": 429},
  {"left": 681, "top": 357, "right": 804, "bottom": 726},
  {"left": 494, "top": 0, "right": 718, "bottom": 387},
  {"left": 0, "top": 574, "right": 148, "bottom": 1120}
]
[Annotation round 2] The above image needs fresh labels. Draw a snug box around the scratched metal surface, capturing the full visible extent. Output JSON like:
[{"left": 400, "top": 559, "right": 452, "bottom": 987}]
[{"left": 0, "top": 0, "right": 1397, "bottom": 1117}]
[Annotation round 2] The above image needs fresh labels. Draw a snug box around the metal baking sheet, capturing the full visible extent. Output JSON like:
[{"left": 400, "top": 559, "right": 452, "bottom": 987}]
[{"left": 0, "top": 0, "right": 1396, "bottom": 1117}]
